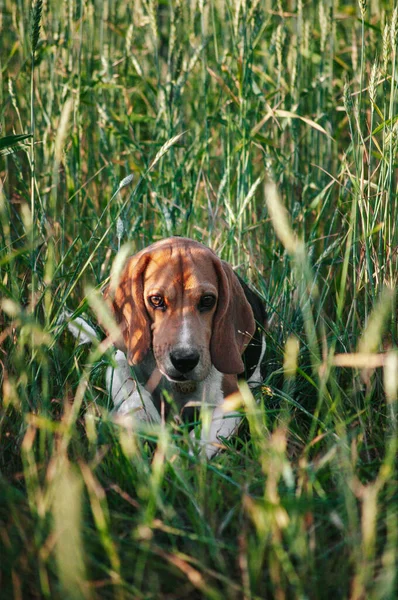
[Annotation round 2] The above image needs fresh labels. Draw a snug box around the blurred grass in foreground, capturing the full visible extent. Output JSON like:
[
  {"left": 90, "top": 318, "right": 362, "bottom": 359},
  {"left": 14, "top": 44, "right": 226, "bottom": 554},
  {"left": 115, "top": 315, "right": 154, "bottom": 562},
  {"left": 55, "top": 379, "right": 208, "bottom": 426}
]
[{"left": 0, "top": 0, "right": 397, "bottom": 598}]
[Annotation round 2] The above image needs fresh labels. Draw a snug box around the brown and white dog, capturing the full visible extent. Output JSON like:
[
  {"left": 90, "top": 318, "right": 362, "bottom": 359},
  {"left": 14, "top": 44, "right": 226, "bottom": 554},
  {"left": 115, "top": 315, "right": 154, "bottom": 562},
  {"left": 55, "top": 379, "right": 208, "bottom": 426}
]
[{"left": 102, "top": 237, "right": 267, "bottom": 458}]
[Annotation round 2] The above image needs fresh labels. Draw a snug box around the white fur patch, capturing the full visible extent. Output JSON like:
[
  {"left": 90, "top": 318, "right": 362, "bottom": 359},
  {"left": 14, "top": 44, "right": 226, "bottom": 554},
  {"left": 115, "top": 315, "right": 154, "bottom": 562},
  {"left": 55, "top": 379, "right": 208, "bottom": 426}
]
[
  {"left": 178, "top": 316, "right": 193, "bottom": 347},
  {"left": 247, "top": 334, "right": 266, "bottom": 387},
  {"left": 59, "top": 311, "right": 98, "bottom": 345},
  {"left": 107, "top": 350, "right": 160, "bottom": 424}
]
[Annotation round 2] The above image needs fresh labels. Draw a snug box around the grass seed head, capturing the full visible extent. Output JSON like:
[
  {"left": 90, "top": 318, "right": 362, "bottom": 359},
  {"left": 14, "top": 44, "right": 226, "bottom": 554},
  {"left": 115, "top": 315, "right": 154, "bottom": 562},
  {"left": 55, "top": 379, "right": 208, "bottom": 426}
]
[
  {"left": 147, "top": 0, "right": 158, "bottom": 46},
  {"left": 30, "top": 0, "right": 43, "bottom": 55},
  {"left": 126, "top": 23, "right": 134, "bottom": 54},
  {"left": 319, "top": 2, "right": 329, "bottom": 53},
  {"left": 358, "top": 0, "right": 367, "bottom": 19},
  {"left": 118, "top": 174, "right": 134, "bottom": 190},
  {"left": 276, "top": 23, "right": 284, "bottom": 74},
  {"left": 383, "top": 23, "right": 391, "bottom": 73},
  {"left": 343, "top": 80, "right": 354, "bottom": 114},
  {"left": 391, "top": 7, "right": 398, "bottom": 49},
  {"left": 264, "top": 183, "right": 298, "bottom": 255},
  {"left": 116, "top": 217, "right": 124, "bottom": 241},
  {"left": 369, "top": 61, "right": 378, "bottom": 104}
]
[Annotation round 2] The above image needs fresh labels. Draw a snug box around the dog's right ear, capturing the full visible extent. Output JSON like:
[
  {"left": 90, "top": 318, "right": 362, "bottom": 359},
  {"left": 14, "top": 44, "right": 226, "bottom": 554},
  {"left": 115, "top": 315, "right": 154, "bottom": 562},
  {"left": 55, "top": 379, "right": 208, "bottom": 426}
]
[
  {"left": 103, "top": 253, "right": 151, "bottom": 365},
  {"left": 210, "top": 258, "right": 255, "bottom": 374}
]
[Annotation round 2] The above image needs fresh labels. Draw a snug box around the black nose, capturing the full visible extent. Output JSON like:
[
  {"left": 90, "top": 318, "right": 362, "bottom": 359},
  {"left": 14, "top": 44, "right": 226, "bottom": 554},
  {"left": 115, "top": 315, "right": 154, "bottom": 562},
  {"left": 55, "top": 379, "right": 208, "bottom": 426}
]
[{"left": 170, "top": 348, "right": 200, "bottom": 374}]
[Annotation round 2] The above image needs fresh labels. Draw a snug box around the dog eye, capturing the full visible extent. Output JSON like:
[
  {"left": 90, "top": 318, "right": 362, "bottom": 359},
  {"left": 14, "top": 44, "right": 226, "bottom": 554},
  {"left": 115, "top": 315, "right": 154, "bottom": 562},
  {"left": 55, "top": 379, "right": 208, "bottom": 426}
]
[
  {"left": 148, "top": 295, "right": 166, "bottom": 310},
  {"left": 199, "top": 294, "right": 216, "bottom": 311}
]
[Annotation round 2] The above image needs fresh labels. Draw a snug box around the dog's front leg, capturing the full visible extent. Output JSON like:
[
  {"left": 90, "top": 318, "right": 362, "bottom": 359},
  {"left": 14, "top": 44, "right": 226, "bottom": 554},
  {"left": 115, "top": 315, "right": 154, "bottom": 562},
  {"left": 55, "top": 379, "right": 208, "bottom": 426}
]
[
  {"left": 201, "top": 406, "right": 242, "bottom": 459},
  {"left": 107, "top": 350, "right": 161, "bottom": 424},
  {"left": 195, "top": 371, "right": 242, "bottom": 459}
]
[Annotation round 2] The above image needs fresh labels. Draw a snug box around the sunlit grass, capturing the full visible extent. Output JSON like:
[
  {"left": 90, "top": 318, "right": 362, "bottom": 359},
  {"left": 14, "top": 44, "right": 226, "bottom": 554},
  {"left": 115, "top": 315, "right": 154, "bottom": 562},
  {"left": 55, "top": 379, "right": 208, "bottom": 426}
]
[{"left": 0, "top": 1, "right": 397, "bottom": 598}]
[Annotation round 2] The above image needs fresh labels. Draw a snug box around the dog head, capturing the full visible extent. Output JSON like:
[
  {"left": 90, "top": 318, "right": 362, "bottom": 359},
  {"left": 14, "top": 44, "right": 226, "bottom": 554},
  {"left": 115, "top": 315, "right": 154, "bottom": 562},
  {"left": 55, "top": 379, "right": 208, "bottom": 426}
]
[{"left": 105, "top": 237, "right": 255, "bottom": 383}]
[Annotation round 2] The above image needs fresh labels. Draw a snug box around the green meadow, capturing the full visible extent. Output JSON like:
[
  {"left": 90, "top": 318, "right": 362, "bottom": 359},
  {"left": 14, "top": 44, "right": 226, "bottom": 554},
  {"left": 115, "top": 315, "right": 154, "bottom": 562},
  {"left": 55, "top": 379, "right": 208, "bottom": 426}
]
[{"left": 0, "top": 0, "right": 397, "bottom": 598}]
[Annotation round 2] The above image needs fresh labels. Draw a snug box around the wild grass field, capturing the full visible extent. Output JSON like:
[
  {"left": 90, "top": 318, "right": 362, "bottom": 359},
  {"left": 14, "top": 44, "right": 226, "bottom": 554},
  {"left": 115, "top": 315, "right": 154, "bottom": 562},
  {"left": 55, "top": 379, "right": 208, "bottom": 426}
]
[{"left": 0, "top": 0, "right": 397, "bottom": 598}]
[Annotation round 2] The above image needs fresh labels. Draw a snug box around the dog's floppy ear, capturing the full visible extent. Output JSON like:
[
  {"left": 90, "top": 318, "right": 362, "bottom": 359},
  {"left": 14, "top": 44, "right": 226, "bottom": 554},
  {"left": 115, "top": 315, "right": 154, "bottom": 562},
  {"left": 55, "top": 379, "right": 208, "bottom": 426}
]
[
  {"left": 210, "top": 259, "right": 255, "bottom": 374},
  {"left": 104, "top": 252, "right": 151, "bottom": 365}
]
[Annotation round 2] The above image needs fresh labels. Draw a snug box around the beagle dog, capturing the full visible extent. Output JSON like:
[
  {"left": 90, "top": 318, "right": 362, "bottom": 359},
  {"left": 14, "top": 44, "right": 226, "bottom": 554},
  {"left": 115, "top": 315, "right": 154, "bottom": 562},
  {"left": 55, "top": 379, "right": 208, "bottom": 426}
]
[{"left": 104, "top": 237, "right": 267, "bottom": 458}]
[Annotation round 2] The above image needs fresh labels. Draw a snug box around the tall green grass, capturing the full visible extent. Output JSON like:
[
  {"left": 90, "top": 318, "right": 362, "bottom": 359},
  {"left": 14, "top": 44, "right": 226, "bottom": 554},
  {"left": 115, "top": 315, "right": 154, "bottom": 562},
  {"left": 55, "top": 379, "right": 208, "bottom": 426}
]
[{"left": 0, "top": 0, "right": 397, "bottom": 598}]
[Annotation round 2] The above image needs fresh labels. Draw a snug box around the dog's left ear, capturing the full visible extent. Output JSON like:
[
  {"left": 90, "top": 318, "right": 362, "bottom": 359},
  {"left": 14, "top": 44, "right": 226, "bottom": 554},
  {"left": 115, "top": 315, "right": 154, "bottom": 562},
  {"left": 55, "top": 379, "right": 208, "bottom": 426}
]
[{"left": 210, "top": 259, "right": 255, "bottom": 374}]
